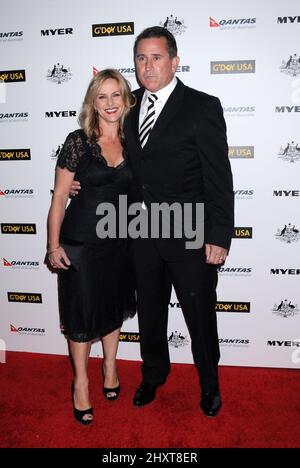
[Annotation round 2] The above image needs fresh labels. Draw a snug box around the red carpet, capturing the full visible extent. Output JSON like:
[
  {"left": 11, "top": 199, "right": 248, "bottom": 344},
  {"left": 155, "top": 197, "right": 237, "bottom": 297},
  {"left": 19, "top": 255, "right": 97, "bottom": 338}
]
[{"left": 0, "top": 352, "right": 299, "bottom": 448}]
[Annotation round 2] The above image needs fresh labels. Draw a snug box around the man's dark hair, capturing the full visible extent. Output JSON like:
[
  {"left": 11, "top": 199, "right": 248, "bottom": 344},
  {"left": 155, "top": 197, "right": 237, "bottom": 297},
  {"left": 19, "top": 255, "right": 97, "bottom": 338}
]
[{"left": 134, "top": 26, "right": 178, "bottom": 58}]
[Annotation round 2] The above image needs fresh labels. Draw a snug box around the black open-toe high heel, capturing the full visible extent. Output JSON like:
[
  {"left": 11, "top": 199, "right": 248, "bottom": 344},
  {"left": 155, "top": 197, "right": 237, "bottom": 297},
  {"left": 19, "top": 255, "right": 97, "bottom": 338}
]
[
  {"left": 102, "top": 362, "right": 120, "bottom": 401},
  {"left": 103, "top": 383, "right": 120, "bottom": 401},
  {"left": 71, "top": 382, "right": 94, "bottom": 425}
]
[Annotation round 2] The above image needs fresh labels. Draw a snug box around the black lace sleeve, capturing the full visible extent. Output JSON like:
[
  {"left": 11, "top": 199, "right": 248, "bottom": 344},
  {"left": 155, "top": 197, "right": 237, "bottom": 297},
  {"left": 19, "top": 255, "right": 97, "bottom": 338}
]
[{"left": 56, "top": 131, "right": 85, "bottom": 172}]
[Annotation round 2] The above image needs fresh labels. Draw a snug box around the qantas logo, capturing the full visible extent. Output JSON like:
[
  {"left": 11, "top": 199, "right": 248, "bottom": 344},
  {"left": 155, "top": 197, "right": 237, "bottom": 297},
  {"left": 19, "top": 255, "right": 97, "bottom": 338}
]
[
  {"left": 209, "top": 17, "right": 256, "bottom": 28},
  {"left": 10, "top": 324, "right": 45, "bottom": 335},
  {"left": 3, "top": 258, "right": 39, "bottom": 268},
  {"left": 0, "top": 188, "right": 34, "bottom": 198},
  {"left": 209, "top": 17, "right": 219, "bottom": 27}
]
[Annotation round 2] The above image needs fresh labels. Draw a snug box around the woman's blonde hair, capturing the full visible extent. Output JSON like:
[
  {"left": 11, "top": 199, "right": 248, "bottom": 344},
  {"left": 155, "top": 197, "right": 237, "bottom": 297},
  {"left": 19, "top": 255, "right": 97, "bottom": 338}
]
[{"left": 79, "top": 69, "right": 135, "bottom": 142}]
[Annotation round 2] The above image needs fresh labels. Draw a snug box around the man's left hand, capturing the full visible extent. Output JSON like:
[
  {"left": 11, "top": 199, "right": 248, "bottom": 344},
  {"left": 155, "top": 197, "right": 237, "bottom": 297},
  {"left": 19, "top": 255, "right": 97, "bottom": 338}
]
[{"left": 205, "top": 244, "right": 228, "bottom": 265}]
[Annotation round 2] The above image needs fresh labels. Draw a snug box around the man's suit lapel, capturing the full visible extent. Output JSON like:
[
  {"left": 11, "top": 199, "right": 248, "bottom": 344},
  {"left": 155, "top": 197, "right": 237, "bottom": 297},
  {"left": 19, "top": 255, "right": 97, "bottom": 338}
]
[
  {"left": 130, "top": 80, "right": 186, "bottom": 152},
  {"left": 130, "top": 88, "right": 144, "bottom": 148}
]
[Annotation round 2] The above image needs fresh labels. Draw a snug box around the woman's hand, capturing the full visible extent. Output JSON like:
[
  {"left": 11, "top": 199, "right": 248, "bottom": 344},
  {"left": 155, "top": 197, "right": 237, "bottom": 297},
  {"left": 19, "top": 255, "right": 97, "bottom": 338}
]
[{"left": 48, "top": 246, "right": 71, "bottom": 270}]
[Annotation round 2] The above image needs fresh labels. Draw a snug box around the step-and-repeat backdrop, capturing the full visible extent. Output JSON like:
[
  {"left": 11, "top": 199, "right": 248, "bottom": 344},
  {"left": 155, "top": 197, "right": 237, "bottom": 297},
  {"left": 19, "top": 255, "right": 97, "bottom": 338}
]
[{"left": 1, "top": 0, "right": 299, "bottom": 368}]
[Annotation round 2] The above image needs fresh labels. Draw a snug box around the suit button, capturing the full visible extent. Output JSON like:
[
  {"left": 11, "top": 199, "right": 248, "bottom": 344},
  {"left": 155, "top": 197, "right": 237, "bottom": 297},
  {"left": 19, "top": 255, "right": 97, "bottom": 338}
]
[{"left": 142, "top": 184, "right": 149, "bottom": 190}]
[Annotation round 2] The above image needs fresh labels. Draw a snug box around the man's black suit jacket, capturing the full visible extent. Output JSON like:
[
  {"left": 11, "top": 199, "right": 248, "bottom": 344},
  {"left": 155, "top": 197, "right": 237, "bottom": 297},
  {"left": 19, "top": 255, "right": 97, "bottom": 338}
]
[{"left": 124, "top": 78, "right": 234, "bottom": 260}]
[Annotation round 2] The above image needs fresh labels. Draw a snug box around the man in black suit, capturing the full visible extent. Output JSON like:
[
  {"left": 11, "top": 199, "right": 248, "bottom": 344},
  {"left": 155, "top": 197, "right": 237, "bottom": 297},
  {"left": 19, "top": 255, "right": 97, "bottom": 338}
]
[
  {"left": 71, "top": 26, "right": 234, "bottom": 416},
  {"left": 125, "top": 26, "right": 234, "bottom": 417}
]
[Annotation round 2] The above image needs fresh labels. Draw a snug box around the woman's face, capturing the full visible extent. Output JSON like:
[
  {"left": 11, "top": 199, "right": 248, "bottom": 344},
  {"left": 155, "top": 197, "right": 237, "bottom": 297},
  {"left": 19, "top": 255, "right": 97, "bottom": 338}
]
[{"left": 94, "top": 78, "right": 125, "bottom": 124}]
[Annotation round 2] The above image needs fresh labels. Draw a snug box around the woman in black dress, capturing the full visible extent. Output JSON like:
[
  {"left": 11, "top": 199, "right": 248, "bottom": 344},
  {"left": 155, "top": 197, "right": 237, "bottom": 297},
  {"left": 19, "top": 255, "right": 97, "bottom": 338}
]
[{"left": 47, "top": 69, "right": 136, "bottom": 425}]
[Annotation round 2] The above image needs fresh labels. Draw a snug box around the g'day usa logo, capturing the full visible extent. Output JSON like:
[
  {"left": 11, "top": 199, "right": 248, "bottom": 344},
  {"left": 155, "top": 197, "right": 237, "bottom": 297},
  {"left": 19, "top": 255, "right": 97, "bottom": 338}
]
[
  {"left": 209, "top": 16, "right": 256, "bottom": 29},
  {"left": 8, "top": 292, "right": 42, "bottom": 303},
  {"left": 0, "top": 70, "right": 26, "bottom": 83},
  {"left": 216, "top": 302, "right": 251, "bottom": 313},
  {"left": 272, "top": 299, "right": 299, "bottom": 318},
  {"left": 159, "top": 15, "right": 187, "bottom": 35},
  {"left": 1, "top": 223, "right": 36, "bottom": 234},
  {"left": 279, "top": 54, "right": 300, "bottom": 77},
  {"left": 275, "top": 224, "right": 300, "bottom": 244},
  {"left": 92, "top": 22, "right": 134, "bottom": 37}
]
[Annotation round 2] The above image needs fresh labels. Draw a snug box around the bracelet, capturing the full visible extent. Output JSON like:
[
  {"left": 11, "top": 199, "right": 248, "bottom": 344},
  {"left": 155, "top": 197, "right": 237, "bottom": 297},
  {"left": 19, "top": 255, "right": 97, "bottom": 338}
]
[{"left": 47, "top": 245, "right": 60, "bottom": 255}]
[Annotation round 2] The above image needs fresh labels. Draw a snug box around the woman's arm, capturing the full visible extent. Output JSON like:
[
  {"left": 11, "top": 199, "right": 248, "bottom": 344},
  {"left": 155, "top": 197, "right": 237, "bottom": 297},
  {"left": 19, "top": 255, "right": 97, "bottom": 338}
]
[{"left": 47, "top": 167, "right": 76, "bottom": 269}]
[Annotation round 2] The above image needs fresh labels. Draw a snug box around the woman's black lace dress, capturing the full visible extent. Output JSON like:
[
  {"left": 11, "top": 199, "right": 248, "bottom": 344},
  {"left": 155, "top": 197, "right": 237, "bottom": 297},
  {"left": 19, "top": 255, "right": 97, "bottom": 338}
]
[{"left": 56, "top": 129, "right": 136, "bottom": 342}]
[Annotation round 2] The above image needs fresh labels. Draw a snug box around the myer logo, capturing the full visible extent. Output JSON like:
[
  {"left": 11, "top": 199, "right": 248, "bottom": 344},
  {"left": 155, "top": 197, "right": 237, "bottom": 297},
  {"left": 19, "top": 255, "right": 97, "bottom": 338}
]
[
  {"left": 119, "top": 332, "right": 140, "bottom": 342},
  {"left": 45, "top": 110, "right": 76, "bottom": 118},
  {"left": 0, "top": 112, "right": 29, "bottom": 122},
  {"left": 275, "top": 105, "right": 300, "bottom": 113},
  {"left": 1, "top": 224, "right": 36, "bottom": 234},
  {"left": 219, "top": 338, "right": 250, "bottom": 346},
  {"left": 211, "top": 60, "right": 255, "bottom": 74},
  {"left": 169, "top": 302, "right": 181, "bottom": 309},
  {"left": 216, "top": 302, "right": 251, "bottom": 313},
  {"left": 0, "top": 31, "right": 23, "bottom": 41},
  {"left": 271, "top": 268, "right": 300, "bottom": 275},
  {"left": 273, "top": 190, "right": 299, "bottom": 197},
  {"left": 219, "top": 267, "right": 252, "bottom": 276},
  {"left": 209, "top": 17, "right": 256, "bottom": 29},
  {"left": 0, "top": 70, "right": 26, "bottom": 82},
  {"left": 267, "top": 340, "right": 300, "bottom": 347},
  {"left": 7, "top": 292, "right": 42, "bottom": 303},
  {"left": 3, "top": 258, "right": 39, "bottom": 269},
  {"left": 10, "top": 324, "right": 45, "bottom": 335},
  {"left": 234, "top": 190, "right": 254, "bottom": 199},
  {"left": 233, "top": 227, "right": 252, "bottom": 238},
  {"left": 277, "top": 16, "right": 300, "bottom": 24},
  {"left": 0, "top": 149, "right": 31, "bottom": 161},
  {"left": 41, "top": 28, "right": 73, "bottom": 36},
  {"left": 92, "top": 22, "right": 134, "bottom": 37},
  {"left": 229, "top": 146, "right": 254, "bottom": 159},
  {"left": 0, "top": 188, "right": 34, "bottom": 198}
]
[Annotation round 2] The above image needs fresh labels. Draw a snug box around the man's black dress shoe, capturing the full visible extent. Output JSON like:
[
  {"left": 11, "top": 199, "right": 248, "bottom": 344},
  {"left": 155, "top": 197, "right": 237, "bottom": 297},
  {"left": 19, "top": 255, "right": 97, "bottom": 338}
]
[
  {"left": 133, "top": 383, "right": 159, "bottom": 407},
  {"left": 200, "top": 392, "right": 222, "bottom": 417}
]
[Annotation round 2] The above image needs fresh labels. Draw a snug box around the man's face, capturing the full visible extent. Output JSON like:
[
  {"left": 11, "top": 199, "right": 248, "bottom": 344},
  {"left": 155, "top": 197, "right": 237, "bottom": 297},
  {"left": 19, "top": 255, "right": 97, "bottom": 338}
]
[{"left": 135, "top": 37, "right": 179, "bottom": 93}]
